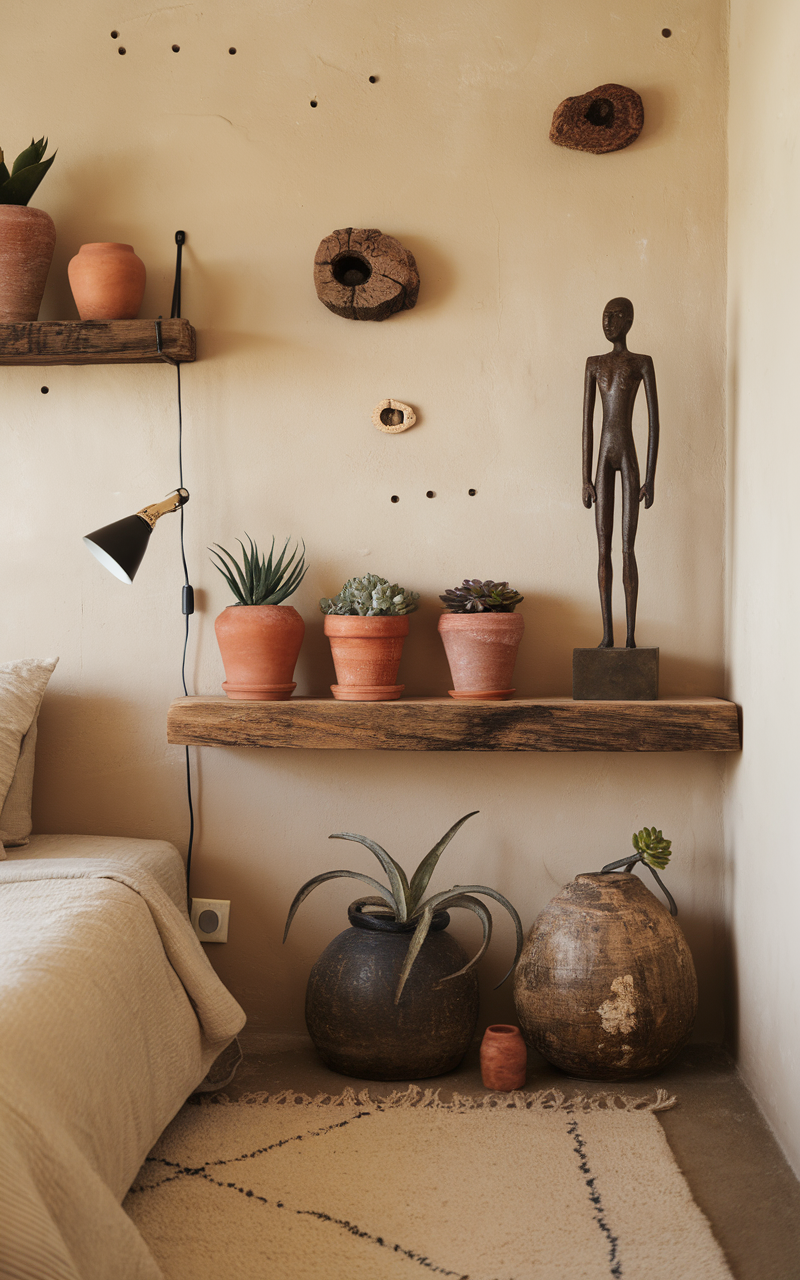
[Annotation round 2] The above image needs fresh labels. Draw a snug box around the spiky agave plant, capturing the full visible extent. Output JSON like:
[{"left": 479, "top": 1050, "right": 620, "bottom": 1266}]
[
  {"left": 440, "top": 580, "right": 524, "bottom": 613},
  {"left": 210, "top": 534, "right": 308, "bottom": 605},
  {"left": 0, "top": 137, "right": 56, "bottom": 206},
  {"left": 283, "top": 811, "right": 524, "bottom": 1003},
  {"left": 600, "top": 826, "right": 677, "bottom": 916}
]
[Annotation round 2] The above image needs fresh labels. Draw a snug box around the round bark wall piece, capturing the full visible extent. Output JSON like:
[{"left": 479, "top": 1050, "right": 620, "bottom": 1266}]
[
  {"left": 314, "top": 228, "right": 420, "bottom": 321},
  {"left": 549, "top": 83, "right": 644, "bottom": 154},
  {"left": 372, "top": 399, "right": 416, "bottom": 433}
]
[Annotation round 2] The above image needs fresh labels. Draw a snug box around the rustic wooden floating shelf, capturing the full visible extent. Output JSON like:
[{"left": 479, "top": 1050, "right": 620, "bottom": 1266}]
[
  {"left": 0, "top": 318, "right": 196, "bottom": 365},
  {"left": 167, "top": 695, "right": 741, "bottom": 753}
]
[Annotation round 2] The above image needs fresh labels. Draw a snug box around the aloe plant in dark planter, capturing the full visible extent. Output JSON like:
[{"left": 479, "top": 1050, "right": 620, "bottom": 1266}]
[
  {"left": 283, "top": 810, "right": 524, "bottom": 1080},
  {"left": 0, "top": 136, "right": 58, "bottom": 321}
]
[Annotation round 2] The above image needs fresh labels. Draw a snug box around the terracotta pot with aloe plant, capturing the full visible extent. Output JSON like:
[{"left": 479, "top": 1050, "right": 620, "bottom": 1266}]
[
  {"left": 211, "top": 534, "right": 308, "bottom": 700},
  {"left": 0, "top": 136, "right": 57, "bottom": 321},
  {"left": 284, "top": 810, "right": 524, "bottom": 1080},
  {"left": 319, "top": 573, "right": 419, "bottom": 700},
  {"left": 438, "top": 579, "right": 525, "bottom": 699}
]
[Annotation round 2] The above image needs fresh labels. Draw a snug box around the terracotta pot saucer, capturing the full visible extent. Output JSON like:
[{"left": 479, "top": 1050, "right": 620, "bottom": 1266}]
[
  {"left": 331, "top": 682, "right": 404, "bottom": 701},
  {"left": 448, "top": 688, "right": 515, "bottom": 700},
  {"left": 222, "top": 681, "right": 297, "bottom": 701}
]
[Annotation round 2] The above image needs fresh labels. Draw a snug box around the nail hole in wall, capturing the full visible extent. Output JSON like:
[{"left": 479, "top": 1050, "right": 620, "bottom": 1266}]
[
  {"left": 426, "top": 491, "right": 435, "bottom": 499},
  {"left": 118, "top": 46, "right": 126, "bottom": 54},
  {"left": 229, "top": 47, "right": 237, "bottom": 54},
  {"left": 369, "top": 75, "right": 377, "bottom": 83},
  {"left": 172, "top": 44, "right": 180, "bottom": 52},
  {"left": 310, "top": 99, "right": 318, "bottom": 108},
  {"left": 380, "top": 406, "right": 404, "bottom": 427},
  {"left": 110, "top": 30, "right": 119, "bottom": 39},
  {"left": 468, "top": 488, "right": 477, "bottom": 496},
  {"left": 391, "top": 495, "right": 399, "bottom": 503},
  {"left": 661, "top": 28, "right": 672, "bottom": 37},
  {"left": 40, "top": 386, "right": 49, "bottom": 394}
]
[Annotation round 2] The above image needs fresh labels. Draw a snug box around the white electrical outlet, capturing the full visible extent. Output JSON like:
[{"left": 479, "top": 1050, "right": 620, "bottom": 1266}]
[{"left": 191, "top": 898, "right": 230, "bottom": 944}]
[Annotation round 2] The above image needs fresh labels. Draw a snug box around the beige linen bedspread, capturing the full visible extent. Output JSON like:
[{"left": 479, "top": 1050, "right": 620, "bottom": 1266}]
[{"left": 0, "top": 855, "right": 246, "bottom": 1279}]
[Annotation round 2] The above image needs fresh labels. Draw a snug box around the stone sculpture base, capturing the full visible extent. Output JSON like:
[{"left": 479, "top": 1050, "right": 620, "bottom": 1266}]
[{"left": 572, "top": 647, "right": 659, "bottom": 701}]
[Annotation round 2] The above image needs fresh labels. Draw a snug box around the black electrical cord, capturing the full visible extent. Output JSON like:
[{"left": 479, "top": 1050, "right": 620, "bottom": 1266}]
[
  {"left": 176, "top": 359, "right": 195, "bottom": 910},
  {"left": 168, "top": 231, "right": 195, "bottom": 912}
]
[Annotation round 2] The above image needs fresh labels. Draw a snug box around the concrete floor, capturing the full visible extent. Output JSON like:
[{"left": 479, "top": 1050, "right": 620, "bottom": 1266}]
[{"left": 207, "top": 1038, "right": 800, "bottom": 1280}]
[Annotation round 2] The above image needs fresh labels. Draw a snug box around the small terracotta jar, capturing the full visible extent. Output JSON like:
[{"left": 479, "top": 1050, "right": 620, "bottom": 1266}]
[
  {"left": 480, "top": 1024, "right": 527, "bottom": 1091},
  {"left": 68, "top": 242, "right": 146, "bottom": 320}
]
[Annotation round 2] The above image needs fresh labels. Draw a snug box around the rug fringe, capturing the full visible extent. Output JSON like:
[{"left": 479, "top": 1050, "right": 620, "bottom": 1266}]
[{"left": 214, "top": 1085, "right": 676, "bottom": 1113}]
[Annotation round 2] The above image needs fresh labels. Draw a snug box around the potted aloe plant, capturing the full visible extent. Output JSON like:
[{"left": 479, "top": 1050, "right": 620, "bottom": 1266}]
[
  {"left": 438, "top": 579, "right": 525, "bottom": 699},
  {"left": 284, "top": 810, "right": 524, "bottom": 1079},
  {"left": 0, "top": 136, "right": 57, "bottom": 322},
  {"left": 319, "top": 573, "right": 419, "bottom": 700},
  {"left": 211, "top": 534, "right": 308, "bottom": 700}
]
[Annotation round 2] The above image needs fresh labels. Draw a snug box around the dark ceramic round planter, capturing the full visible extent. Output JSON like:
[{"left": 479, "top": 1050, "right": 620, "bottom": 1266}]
[{"left": 305, "top": 904, "right": 479, "bottom": 1080}]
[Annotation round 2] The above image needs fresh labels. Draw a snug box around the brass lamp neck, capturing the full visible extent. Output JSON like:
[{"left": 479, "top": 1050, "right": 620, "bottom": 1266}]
[{"left": 136, "top": 488, "right": 190, "bottom": 530}]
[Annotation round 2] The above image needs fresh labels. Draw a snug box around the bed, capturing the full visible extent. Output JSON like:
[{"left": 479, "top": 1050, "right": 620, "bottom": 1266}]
[{"left": 0, "top": 660, "right": 246, "bottom": 1279}]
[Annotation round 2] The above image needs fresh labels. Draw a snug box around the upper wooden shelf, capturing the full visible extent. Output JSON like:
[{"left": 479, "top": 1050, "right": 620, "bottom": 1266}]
[
  {"left": 167, "top": 695, "right": 741, "bottom": 753},
  {"left": 0, "top": 318, "right": 196, "bottom": 365}
]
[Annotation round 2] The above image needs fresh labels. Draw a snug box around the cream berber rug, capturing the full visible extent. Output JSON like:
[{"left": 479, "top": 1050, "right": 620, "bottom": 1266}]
[{"left": 125, "top": 1087, "right": 733, "bottom": 1280}]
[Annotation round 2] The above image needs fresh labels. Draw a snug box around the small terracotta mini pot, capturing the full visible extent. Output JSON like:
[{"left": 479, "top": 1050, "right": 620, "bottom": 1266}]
[
  {"left": 438, "top": 612, "right": 524, "bottom": 699},
  {"left": 68, "top": 242, "right": 146, "bottom": 320},
  {"left": 480, "top": 1024, "right": 527, "bottom": 1091},
  {"left": 0, "top": 205, "right": 56, "bottom": 321},
  {"left": 215, "top": 604, "right": 305, "bottom": 700},
  {"left": 324, "top": 614, "right": 409, "bottom": 701}
]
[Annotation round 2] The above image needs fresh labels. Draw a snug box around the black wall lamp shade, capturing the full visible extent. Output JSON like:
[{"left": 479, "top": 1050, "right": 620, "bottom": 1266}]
[{"left": 83, "top": 489, "right": 190, "bottom": 584}]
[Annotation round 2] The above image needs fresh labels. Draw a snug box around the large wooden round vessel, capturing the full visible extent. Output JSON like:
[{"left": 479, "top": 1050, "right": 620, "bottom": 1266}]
[{"left": 513, "top": 872, "right": 697, "bottom": 1080}]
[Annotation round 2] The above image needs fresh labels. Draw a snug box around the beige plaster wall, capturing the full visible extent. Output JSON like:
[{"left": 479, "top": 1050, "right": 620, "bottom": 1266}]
[
  {"left": 2, "top": 0, "right": 729, "bottom": 1037},
  {"left": 726, "top": 0, "right": 800, "bottom": 1174}
]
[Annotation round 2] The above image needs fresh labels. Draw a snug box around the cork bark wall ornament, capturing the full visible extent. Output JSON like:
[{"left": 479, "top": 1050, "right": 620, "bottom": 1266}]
[
  {"left": 314, "top": 228, "right": 420, "bottom": 321},
  {"left": 549, "top": 83, "right": 644, "bottom": 154},
  {"left": 372, "top": 399, "right": 416, "bottom": 433}
]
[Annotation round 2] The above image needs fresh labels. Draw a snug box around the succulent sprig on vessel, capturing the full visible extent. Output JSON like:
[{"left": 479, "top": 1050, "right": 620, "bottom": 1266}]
[
  {"left": 210, "top": 534, "right": 308, "bottom": 605},
  {"left": 320, "top": 573, "right": 419, "bottom": 616},
  {"left": 440, "top": 580, "right": 524, "bottom": 613},
  {"left": 0, "top": 137, "right": 56, "bottom": 206},
  {"left": 283, "top": 811, "right": 524, "bottom": 1003},
  {"left": 600, "top": 826, "right": 677, "bottom": 915}
]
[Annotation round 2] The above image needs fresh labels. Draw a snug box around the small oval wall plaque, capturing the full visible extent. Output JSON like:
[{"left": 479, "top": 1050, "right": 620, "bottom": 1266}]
[
  {"left": 314, "top": 228, "right": 420, "bottom": 321},
  {"left": 549, "top": 83, "right": 644, "bottom": 154},
  {"left": 372, "top": 399, "right": 416, "bottom": 433}
]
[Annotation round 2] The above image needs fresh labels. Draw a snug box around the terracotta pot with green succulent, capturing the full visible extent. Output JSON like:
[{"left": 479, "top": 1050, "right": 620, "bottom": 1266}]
[
  {"left": 211, "top": 534, "right": 308, "bottom": 700},
  {"left": 0, "top": 136, "right": 57, "bottom": 322},
  {"left": 438, "top": 579, "right": 525, "bottom": 700},
  {"left": 284, "top": 810, "right": 524, "bottom": 1079},
  {"left": 320, "top": 573, "right": 419, "bottom": 701}
]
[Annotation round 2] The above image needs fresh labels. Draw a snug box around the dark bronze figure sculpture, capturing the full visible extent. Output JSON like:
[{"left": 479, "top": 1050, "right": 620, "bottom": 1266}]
[{"left": 582, "top": 297, "right": 659, "bottom": 648}]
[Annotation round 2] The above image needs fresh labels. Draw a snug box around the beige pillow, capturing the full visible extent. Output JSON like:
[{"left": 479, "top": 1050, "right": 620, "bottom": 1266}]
[{"left": 0, "top": 657, "right": 59, "bottom": 856}]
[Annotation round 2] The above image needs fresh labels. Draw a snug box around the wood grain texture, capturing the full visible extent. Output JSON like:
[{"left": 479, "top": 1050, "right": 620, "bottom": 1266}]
[
  {"left": 167, "top": 696, "right": 741, "bottom": 752},
  {"left": 0, "top": 318, "right": 196, "bottom": 364}
]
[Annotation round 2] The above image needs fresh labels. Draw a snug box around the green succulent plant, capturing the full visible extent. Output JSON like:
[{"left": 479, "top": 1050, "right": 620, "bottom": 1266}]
[
  {"left": 283, "top": 811, "right": 524, "bottom": 1003},
  {"left": 320, "top": 573, "right": 419, "bottom": 616},
  {"left": 600, "top": 826, "right": 677, "bottom": 916},
  {"left": 440, "top": 580, "right": 524, "bottom": 613},
  {"left": 0, "top": 137, "right": 56, "bottom": 206},
  {"left": 210, "top": 534, "right": 308, "bottom": 605}
]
